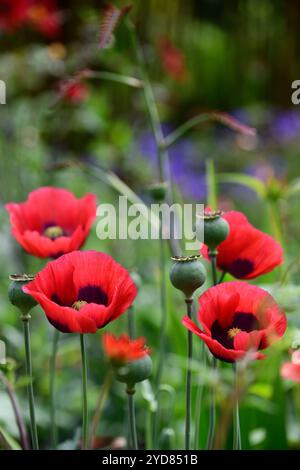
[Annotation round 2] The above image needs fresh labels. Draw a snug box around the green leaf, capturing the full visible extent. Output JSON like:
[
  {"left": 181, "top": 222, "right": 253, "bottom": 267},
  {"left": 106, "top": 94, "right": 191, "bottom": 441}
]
[
  {"left": 206, "top": 159, "right": 217, "bottom": 209},
  {"left": 0, "top": 424, "right": 21, "bottom": 450},
  {"left": 217, "top": 173, "right": 266, "bottom": 199}
]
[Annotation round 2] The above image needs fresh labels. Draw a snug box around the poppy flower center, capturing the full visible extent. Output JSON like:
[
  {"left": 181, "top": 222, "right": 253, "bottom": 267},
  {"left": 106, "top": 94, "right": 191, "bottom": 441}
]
[
  {"left": 211, "top": 312, "right": 259, "bottom": 349},
  {"left": 72, "top": 300, "right": 87, "bottom": 311},
  {"left": 226, "top": 259, "right": 254, "bottom": 278},
  {"left": 227, "top": 327, "right": 241, "bottom": 339},
  {"left": 43, "top": 225, "right": 64, "bottom": 239}
]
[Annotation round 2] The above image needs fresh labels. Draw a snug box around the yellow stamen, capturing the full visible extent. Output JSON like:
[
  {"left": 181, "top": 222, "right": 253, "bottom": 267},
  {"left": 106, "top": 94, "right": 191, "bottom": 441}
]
[
  {"left": 228, "top": 327, "right": 241, "bottom": 339},
  {"left": 43, "top": 226, "right": 64, "bottom": 239},
  {"left": 72, "top": 301, "right": 88, "bottom": 311}
]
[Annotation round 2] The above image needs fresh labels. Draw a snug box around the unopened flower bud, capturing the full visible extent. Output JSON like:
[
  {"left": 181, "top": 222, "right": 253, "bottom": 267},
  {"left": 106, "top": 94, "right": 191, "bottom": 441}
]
[
  {"left": 169, "top": 255, "right": 206, "bottom": 298},
  {"left": 8, "top": 274, "right": 37, "bottom": 317},
  {"left": 196, "top": 210, "right": 229, "bottom": 253},
  {"left": 115, "top": 355, "right": 153, "bottom": 390}
]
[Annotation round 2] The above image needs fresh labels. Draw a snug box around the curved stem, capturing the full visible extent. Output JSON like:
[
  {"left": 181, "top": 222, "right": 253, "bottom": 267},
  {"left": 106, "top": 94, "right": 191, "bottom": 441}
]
[
  {"left": 126, "top": 18, "right": 181, "bottom": 257},
  {"left": 89, "top": 369, "right": 113, "bottom": 448},
  {"left": 127, "top": 389, "right": 138, "bottom": 450},
  {"left": 89, "top": 71, "right": 143, "bottom": 88},
  {"left": 49, "top": 329, "right": 59, "bottom": 449},
  {"left": 233, "top": 364, "right": 242, "bottom": 450},
  {"left": 164, "top": 111, "right": 255, "bottom": 149},
  {"left": 185, "top": 298, "right": 193, "bottom": 450},
  {"left": 22, "top": 318, "right": 39, "bottom": 450},
  {"left": 80, "top": 334, "right": 88, "bottom": 450},
  {"left": 0, "top": 371, "right": 30, "bottom": 450}
]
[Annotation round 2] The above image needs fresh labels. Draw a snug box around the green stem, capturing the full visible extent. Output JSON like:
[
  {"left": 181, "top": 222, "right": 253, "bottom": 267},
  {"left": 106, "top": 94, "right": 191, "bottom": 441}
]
[
  {"left": 146, "top": 406, "right": 154, "bottom": 450},
  {"left": 218, "top": 271, "right": 226, "bottom": 284},
  {"left": 89, "top": 71, "right": 143, "bottom": 88},
  {"left": 49, "top": 329, "right": 59, "bottom": 449},
  {"left": 153, "top": 211, "right": 167, "bottom": 447},
  {"left": 90, "top": 369, "right": 113, "bottom": 448},
  {"left": 233, "top": 364, "right": 242, "bottom": 450},
  {"left": 155, "top": 210, "right": 167, "bottom": 389},
  {"left": 210, "top": 252, "right": 218, "bottom": 285},
  {"left": 206, "top": 356, "right": 216, "bottom": 450},
  {"left": 163, "top": 111, "right": 255, "bottom": 149},
  {"left": 127, "top": 389, "right": 138, "bottom": 450},
  {"left": 126, "top": 18, "right": 181, "bottom": 257},
  {"left": 193, "top": 343, "right": 206, "bottom": 449},
  {"left": 0, "top": 371, "right": 30, "bottom": 450},
  {"left": 80, "top": 334, "right": 88, "bottom": 450},
  {"left": 206, "top": 252, "right": 218, "bottom": 450},
  {"left": 22, "top": 317, "right": 39, "bottom": 450},
  {"left": 185, "top": 298, "right": 193, "bottom": 450},
  {"left": 206, "top": 159, "right": 218, "bottom": 211},
  {"left": 128, "top": 306, "right": 135, "bottom": 339}
]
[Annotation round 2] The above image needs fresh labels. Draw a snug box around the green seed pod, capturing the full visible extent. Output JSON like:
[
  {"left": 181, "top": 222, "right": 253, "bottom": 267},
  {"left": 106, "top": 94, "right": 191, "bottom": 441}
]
[
  {"left": 147, "top": 182, "right": 168, "bottom": 202},
  {"left": 169, "top": 255, "right": 206, "bottom": 298},
  {"left": 114, "top": 355, "right": 153, "bottom": 390},
  {"left": 196, "top": 210, "right": 229, "bottom": 252},
  {"left": 8, "top": 274, "right": 37, "bottom": 316}
]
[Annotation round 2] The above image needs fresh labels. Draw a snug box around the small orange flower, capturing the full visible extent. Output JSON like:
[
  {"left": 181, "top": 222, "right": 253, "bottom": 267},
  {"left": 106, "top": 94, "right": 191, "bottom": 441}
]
[{"left": 102, "top": 333, "right": 150, "bottom": 365}]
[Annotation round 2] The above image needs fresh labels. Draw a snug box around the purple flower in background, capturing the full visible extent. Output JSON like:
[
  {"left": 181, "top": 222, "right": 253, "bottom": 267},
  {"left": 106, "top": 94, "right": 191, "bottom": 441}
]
[
  {"left": 270, "top": 109, "right": 300, "bottom": 142},
  {"left": 139, "top": 125, "right": 207, "bottom": 200},
  {"left": 245, "top": 155, "right": 287, "bottom": 183}
]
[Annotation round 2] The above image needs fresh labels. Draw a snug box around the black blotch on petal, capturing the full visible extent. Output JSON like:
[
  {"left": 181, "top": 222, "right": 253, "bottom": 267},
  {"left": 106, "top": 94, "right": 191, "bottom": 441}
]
[
  {"left": 51, "top": 293, "right": 63, "bottom": 305},
  {"left": 77, "top": 285, "right": 108, "bottom": 306},
  {"left": 232, "top": 312, "right": 259, "bottom": 332},
  {"left": 226, "top": 259, "right": 254, "bottom": 278},
  {"left": 211, "top": 312, "right": 259, "bottom": 350}
]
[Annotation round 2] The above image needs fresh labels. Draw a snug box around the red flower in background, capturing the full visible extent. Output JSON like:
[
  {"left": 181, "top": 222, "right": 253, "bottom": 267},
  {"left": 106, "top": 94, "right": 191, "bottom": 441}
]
[
  {"left": 182, "top": 281, "right": 286, "bottom": 362},
  {"left": 0, "top": 0, "right": 29, "bottom": 31},
  {"left": 201, "top": 211, "right": 283, "bottom": 279},
  {"left": 58, "top": 78, "right": 89, "bottom": 104},
  {"left": 158, "top": 37, "right": 187, "bottom": 82},
  {"left": 281, "top": 351, "right": 300, "bottom": 383},
  {"left": 6, "top": 187, "right": 96, "bottom": 259},
  {"left": 0, "top": 0, "right": 61, "bottom": 36},
  {"left": 23, "top": 251, "right": 137, "bottom": 333},
  {"left": 27, "top": 0, "right": 62, "bottom": 38},
  {"left": 102, "top": 333, "right": 150, "bottom": 365}
]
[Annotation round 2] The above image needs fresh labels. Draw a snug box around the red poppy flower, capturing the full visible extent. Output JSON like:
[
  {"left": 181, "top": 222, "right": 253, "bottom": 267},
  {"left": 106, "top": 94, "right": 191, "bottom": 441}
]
[
  {"left": 6, "top": 187, "right": 96, "bottom": 259},
  {"left": 201, "top": 211, "right": 283, "bottom": 279},
  {"left": 0, "top": 0, "right": 29, "bottom": 31},
  {"left": 102, "top": 333, "right": 150, "bottom": 365},
  {"left": 182, "top": 281, "right": 286, "bottom": 363},
  {"left": 281, "top": 351, "right": 300, "bottom": 383},
  {"left": 158, "top": 37, "right": 187, "bottom": 82},
  {"left": 23, "top": 250, "right": 137, "bottom": 333}
]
